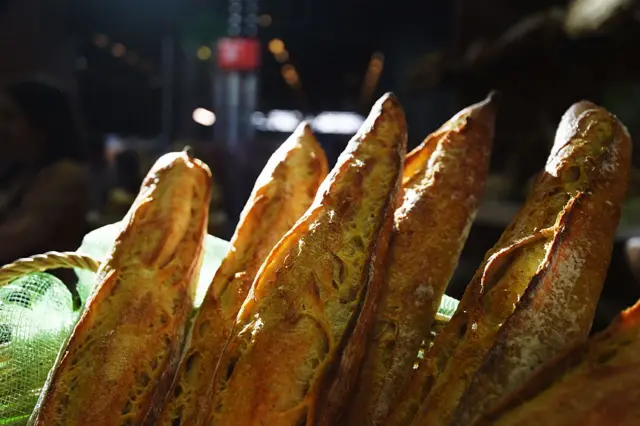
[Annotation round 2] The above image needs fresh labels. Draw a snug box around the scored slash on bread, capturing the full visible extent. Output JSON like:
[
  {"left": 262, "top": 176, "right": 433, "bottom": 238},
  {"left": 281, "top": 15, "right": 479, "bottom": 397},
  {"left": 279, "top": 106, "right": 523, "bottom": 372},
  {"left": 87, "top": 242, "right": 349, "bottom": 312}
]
[
  {"left": 155, "top": 122, "right": 328, "bottom": 426},
  {"left": 347, "top": 91, "right": 498, "bottom": 426},
  {"left": 392, "top": 101, "right": 631, "bottom": 426},
  {"left": 28, "top": 150, "right": 212, "bottom": 426},
  {"left": 208, "top": 93, "right": 406, "bottom": 426},
  {"left": 473, "top": 298, "right": 640, "bottom": 426}
]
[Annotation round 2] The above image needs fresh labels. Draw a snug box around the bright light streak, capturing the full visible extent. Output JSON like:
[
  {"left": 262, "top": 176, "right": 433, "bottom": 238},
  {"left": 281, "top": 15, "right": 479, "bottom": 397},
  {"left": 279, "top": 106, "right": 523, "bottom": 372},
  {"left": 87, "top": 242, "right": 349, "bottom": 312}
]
[
  {"left": 192, "top": 108, "right": 216, "bottom": 126},
  {"left": 312, "top": 112, "right": 365, "bottom": 135},
  {"left": 252, "top": 110, "right": 365, "bottom": 134},
  {"left": 266, "top": 110, "right": 302, "bottom": 132}
]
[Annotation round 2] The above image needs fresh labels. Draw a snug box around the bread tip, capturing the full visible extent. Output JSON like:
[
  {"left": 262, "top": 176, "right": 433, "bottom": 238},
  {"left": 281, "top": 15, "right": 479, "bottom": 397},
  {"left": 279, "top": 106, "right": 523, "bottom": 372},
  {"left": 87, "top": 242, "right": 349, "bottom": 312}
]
[
  {"left": 486, "top": 90, "right": 501, "bottom": 107},
  {"left": 377, "top": 92, "right": 400, "bottom": 109},
  {"left": 183, "top": 145, "right": 195, "bottom": 159},
  {"left": 296, "top": 120, "right": 313, "bottom": 134},
  {"left": 569, "top": 100, "right": 599, "bottom": 117}
]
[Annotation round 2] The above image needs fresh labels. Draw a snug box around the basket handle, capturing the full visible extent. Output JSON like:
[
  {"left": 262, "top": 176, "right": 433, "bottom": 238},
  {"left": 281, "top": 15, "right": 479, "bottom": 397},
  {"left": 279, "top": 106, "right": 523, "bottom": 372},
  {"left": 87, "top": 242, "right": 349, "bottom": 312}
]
[{"left": 0, "top": 251, "right": 100, "bottom": 287}]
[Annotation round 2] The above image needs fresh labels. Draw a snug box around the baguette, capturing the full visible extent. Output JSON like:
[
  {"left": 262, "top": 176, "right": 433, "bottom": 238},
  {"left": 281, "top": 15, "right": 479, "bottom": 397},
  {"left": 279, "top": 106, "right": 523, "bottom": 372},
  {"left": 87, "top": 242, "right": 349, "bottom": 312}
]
[
  {"left": 28, "top": 150, "right": 212, "bottom": 426},
  {"left": 395, "top": 101, "right": 631, "bottom": 426},
  {"left": 209, "top": 93, "right": 406, "bottom": 426},
  {"left": 156, "top": 122, "right": 328, "bottom": 426},
  {"left": 473, "top": 298, "right": 640, "bottom": 426},
  {"left": 347, "top": 92, "right": 498, "bottom": 426}
]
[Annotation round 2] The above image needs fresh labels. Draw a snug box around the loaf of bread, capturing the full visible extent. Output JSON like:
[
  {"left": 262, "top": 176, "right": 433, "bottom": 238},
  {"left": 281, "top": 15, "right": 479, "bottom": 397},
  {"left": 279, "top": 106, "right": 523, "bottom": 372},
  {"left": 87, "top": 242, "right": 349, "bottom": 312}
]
[
  {"left": 209, "top": 93, "right": 406, "bottom": 426},
  {"left": 347, "top": 92, "right": 498, "bottom": 426},
  {"left": 28, "top": 150, "right": 212, "bottom": 426},
  {"left": 473, "top": 298, "right": 640, "bottom": 426},
  {"left": 156, "top": 122, "right": 328, "bottom": 426},
  {"left": 391, "top": 101, "right": 631, "bottom": 426},
  {"left": 449, "top": 101, "right": 632, "bottom": 425}
]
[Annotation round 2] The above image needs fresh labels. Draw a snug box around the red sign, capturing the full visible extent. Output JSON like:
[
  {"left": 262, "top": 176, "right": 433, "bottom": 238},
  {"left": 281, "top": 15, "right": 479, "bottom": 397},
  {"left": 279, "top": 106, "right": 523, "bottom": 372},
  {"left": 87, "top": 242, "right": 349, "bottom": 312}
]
[{"left": 217, "top": 38, "right": 261, "bottom": 70}]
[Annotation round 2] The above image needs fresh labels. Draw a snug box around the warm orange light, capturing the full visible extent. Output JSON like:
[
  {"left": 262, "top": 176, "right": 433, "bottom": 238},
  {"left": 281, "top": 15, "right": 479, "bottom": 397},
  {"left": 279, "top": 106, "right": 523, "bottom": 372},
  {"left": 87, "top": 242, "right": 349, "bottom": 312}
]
[
  {"left": 268, "top": 38, "right": 285, "bottom": 54},
  {"left": 282, "top": 65, "right": 299, "bottom": 84},
  {"left": 111, "top": 43, "right": 126, "bottom": 58}
]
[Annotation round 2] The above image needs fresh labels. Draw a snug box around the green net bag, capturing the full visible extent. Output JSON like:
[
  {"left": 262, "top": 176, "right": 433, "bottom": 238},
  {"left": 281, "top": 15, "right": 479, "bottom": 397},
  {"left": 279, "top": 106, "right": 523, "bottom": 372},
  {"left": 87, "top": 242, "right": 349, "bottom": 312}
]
[{"left": 0, "top": 273, "right": 77, "bottom": 425}]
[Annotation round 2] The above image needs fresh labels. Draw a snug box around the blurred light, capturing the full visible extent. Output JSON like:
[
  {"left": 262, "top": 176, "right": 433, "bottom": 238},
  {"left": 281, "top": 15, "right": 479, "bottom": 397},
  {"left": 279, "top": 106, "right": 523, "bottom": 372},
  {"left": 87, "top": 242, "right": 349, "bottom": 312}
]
[
  {"left": 268, "top": 38, "right": 285, "bottom": 54},
  {"left": 258, "top": 14, "right": 272, "bottom": 27},
  {"left": 250, "top": 111, "right": 267, "bottom": 127},
  {"left": 369, "top": 52, "right": 385, "bottom": 74},
  {"left": 126, "top": 52, "right": 139, "bottom": 65},
  {"left": 252, "top": 110, "right": 364, "bottom": 134},
  {"left": 197, "top": 45, "right": 212, "bottom": 61},
  {"left": 192, "top": 108, "right": 216, "bottom": 126},
  {"left": 266, "top": 110, "right": 302, "bottom": 132},
  {"left": 312, "top": 112, "right": 365, "bottom": 135},
  {"left": 282, "top": 64, "right": 300, "bottom": 86},
  {"left": 564, "top": 0, "right": 632, "bottom": 37},
  {"left": 111, "top": 43, "right": 126, "bottom": 58},
  {"left": 274, "top": 50, "right": 289, "bottom": 63},
  {"left": 94, "top": 34, "right": 109, "bottom": 48}
]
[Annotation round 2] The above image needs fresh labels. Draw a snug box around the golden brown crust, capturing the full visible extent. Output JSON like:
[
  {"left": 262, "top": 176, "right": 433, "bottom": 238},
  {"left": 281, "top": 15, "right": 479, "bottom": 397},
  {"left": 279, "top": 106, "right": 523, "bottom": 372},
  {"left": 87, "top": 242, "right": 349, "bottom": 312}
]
[
  {"left": 28, "top": 151, "right": 212, "bottom": 426},
  {"left": 346, "top": 92, "right": 497, "bottom": 426},
  {"left": 392, "top": 101, "right": 631, "bottom": 426},
  {"left": 155, "top": 122, "right": 328, "bottom": 426},
  {"left": 450, "top": 101, "right": 632, "bottom": 426},
  {"left": 209, "top": 93, "right": 406, "bottom": 426},
  {"left": 473, "top": 299, "right": 640, "bottom": 426}
]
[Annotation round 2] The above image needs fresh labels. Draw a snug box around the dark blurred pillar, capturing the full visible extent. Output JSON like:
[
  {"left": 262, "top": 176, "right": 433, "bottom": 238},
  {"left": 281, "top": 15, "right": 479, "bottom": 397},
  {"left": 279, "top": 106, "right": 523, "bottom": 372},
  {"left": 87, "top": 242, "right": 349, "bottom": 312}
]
[{"left": 214, "top": 0, "right": 261, "bottom": 222}]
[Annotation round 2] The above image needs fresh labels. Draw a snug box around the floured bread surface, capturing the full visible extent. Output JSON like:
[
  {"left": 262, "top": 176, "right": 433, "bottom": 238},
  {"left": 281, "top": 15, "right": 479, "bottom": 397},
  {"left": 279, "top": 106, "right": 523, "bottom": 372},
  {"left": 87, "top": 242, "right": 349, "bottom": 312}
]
[
  {"left": 210, "top": 93, "right": 405, "bottom": 426},
  {"left": 474, "top": 299, "right": 640, "bottom": 426},
  {"left": 28, "top": 151, "right": 211, "bottom": 426},
  {"left": 156, "top": 122, "right": 328, "bottom": 426},
  {"left": 398, "top": 101, "right": 631, "bottom": 426}
]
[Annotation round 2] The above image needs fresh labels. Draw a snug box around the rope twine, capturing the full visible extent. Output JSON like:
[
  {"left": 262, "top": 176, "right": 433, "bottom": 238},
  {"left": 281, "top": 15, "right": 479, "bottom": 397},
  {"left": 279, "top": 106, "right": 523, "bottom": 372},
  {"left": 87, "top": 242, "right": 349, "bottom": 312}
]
[{"left": 0, "top": 252, "right": 100, "bottom": 287}]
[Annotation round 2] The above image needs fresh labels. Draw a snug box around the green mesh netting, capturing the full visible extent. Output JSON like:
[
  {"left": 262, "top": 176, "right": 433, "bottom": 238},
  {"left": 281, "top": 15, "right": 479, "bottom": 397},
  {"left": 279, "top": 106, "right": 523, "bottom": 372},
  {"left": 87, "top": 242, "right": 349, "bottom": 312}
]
[
  {"left": 0, "top": 222, "right": 460, "bottom": 424},
  {"left": 0, "top": 273, "right": 77, "bottom": 425}
]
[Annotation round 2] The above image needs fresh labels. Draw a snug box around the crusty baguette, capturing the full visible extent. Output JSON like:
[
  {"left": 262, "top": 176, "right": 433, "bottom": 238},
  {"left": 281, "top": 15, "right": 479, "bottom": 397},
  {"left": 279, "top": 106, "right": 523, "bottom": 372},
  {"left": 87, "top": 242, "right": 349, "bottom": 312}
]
[
  {"left": 449, "top": 101, "right": 632, "bottom": 426},
  {"left": 28, "top": 150, "right": 212, "bottom": 426},
  {"left": 347, "top": 92, "right": 498, "bottom": 426},
  {"left": 209, "top": 93, "right": 406, "bottom": 426},
  {"left": 392, "top": 101, "right": 631, "bottom": 426},
  {"left": 156, "top": 122, "right": 328, "bottom": 426},
  {"left": 473, "top": 298, "right": 640, "bottom": 426}
]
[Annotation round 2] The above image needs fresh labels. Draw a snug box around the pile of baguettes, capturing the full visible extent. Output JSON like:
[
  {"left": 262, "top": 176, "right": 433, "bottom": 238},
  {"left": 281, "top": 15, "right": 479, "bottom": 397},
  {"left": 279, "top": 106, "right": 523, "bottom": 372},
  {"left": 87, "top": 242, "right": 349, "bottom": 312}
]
[{"left": 25, "top": 91, "right": 637, "bottom": 426}]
